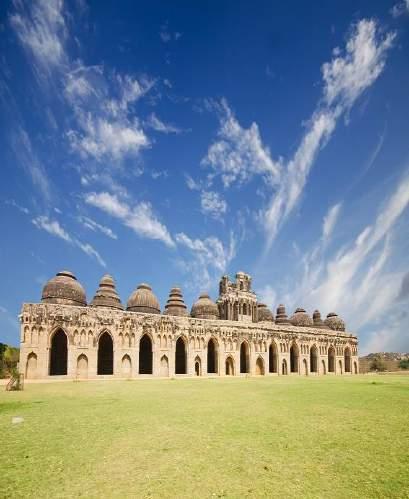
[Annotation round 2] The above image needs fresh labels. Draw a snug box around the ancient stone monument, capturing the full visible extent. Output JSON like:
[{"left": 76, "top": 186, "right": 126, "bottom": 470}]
[{"left": 19, "top": 270, "right": 359, "bottom": 379}]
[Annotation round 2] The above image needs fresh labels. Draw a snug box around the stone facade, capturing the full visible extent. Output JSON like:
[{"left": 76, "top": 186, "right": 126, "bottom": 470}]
[{"left": 19, "top": 271, "right": 359, "bottom": 379}]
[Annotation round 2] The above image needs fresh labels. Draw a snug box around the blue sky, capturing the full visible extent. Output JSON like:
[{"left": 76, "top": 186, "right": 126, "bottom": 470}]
[{"left": 0, "top": 0, "right": 408, "bottom": 353}]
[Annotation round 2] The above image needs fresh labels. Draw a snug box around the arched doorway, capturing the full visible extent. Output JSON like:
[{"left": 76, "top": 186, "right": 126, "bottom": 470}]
[
  {"left": 97, "top": 332, "right": 113, "bottom": 375},
  {"left": 76, "top": 354, "right": 88, "bottom": 379},
  {"left": 310, "top": 345, "right": 318, "bottom": 373},
  {"left": 290, "top": 343, "right": 299, "bottom": 373},
  {"left": 303, "top": 358, "right": 308, "bottom": 375},
  {"left": 255, "top": 357, "right": 265, "bottom": 375},
  {"left": 338, "top": 359, "right": 343, "bottom": 374},
  {"left": 282, "top": 359, "right": 288, "bottom": 375},
  {"left": 26, "top": 352, "right": 37, "bottom": 379},
  {"left": 269, "top": 343, "right": 278, "bottom": 373},
  {"left": 207, "top": 338, "right": 218, "bottom": 373},
  {"left": 194, "top": 356, "right": 201, "bottom": 376},
  {"left": 175, "top": 337, "right": 187, "bottom": 374},
  {"left": 139, "top": 334, "right": 153, "bottom": 374},
  {"left": 240, "top": 341, "right": 249, "bottom": 374},
  {"left": 225, "top": 356, "right": 234, "bottom": 375},
  {"left": 344, "top": 347, "right": 351, "bottom": 373},
  {"left": 321, "top": 359, "right": 327, "bottom": 375},
  {"left": 328, "top": 346, "right": 335, "bottom": 373},
  {"left": 160, "top": 355, "right": 169, "bottom": 376},
  {"left": 121, "top": 354, "right": 132, "bottom": 377},
  {"left": 49, "top": 329, "right": 68, "bottom": 375}
]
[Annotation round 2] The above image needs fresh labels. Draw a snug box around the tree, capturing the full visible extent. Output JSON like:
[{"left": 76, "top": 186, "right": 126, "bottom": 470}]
[
  {"left": 399, "top": 359, "right": 409, "bottom": 370},
  {"left": 369, "top": 355, "right": 387, "bottom": 372}
]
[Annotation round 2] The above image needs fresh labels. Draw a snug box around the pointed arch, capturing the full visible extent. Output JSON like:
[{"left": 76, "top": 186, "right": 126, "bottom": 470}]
[
  {"left": 26, "top": 352, "right": 37, "bottom": 379},
  {"left": 310, "top": 345, "right": 318, "bottom": 373},
  {"left": 175, "top": 336, "right": 187, "bottom": 374},
  {"left": 98, "top": 331, "right": 113, "bottom": 375},
  {"left": 121, "top": 354, "right": 132, "bottom": 377},
  {"left": 255, "top": 357, "right": 265, "bottom": 375},
  {"left": 194, "top": 356, "right": 201, "bottom": 376},
  {"left": 225, "top": 356, "right": 234, "bottom": 375},
  {"left": 160, "top": 355, "right": 169, "bottom": 376},
  {"left": 207, "top": 337, "right": 218, "bottom": 374},
  {"left": 290, "top": 342, "right": 299, "bottom": 373},
  {"left": 49, "top": 329, "right": 68, "bottom": 375},
  {"left": 139, "top": 334, "right": 153, "bottom": 374},
  {"left": 240, "top": 341, "right": 249, "bottom": 374},
  {"left": 344, "top": 347, "right": 351, "bottom": 373},
  {"left": 76, "top": 354, "right": 88, "bottom": 379},
  {"left": 269, "top": 342, "right": 278, "bottom": 373},
  {"left": 328, "top": 346, "right": 335, "bottom": 373}
]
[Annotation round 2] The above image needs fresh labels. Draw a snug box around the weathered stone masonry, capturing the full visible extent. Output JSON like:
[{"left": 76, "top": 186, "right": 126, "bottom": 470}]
[{"left": 19, "top": 270, "right": 359, "bottom": 379}]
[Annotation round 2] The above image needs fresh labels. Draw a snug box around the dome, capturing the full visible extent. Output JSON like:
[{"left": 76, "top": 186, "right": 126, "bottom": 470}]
[
  {"left": 290, "top": 307, "right": 313, "bottom": 327},
  {"left": 275, "top": 304, "right": 290, "bottom": 324},
  {"left": 91, "top": 274, "right": 123, "bottom": 310},
  {"left": 191, "top": 293, "right": 219, "bottom": 320},
  {"left": 312, "top": 309, "right": 329, "bottom": 329},
  {"left": 164, "top": 287, "right": 188, "bottom": 317},
  {"left": 257, "top": 303, "right": 274, "bottom": 322},
  {"left": 324, "top": 312, "right": 346, "bottom": 331},
  {"left": 41, "top": 270, "right": 87, "bottom": 307},
  {"left": 127, "top": 283, "right": 160, "bottom": 314}
]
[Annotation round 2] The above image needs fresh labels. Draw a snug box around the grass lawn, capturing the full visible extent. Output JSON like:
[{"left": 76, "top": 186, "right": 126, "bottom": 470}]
[{"left": 1, "top": 375, "right": 408, "bottom": 498}]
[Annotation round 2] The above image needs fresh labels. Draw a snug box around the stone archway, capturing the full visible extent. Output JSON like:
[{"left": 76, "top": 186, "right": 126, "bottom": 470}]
[
  {"left": 26, "top": 352, "right": 37, "bottom": 379},
  {"left": 49, "top": 329, "right": 68, "bottom": 375},
  {"left": 76, "top": 354, "right": 88, "bottom": 379},
  {"left": 160, "top": 355, "right": 169, "bottom": 377},
  {"left": 139, "top": 334, "right": 153, "bottom": 374},
  {"left": 207, "top": 338, "right": 218, "bottom": 373},
  {"left": 310, "top": 345, "right": 318, "bottom": 373},
  {"left": 328, "top": 346, "right": 335, "bottom": 373},
  {"left": 194, "top": 356, "right": 201, "bottom": 376},
  {"left": 225, "top": 356, "right": 234, "bottom": 375},
  {"left": 290, "top": 343, "right": 299, "bottom": 373},
  {"left": 121, "top": 354, "right": 132, "bottom": 377},
  {"left": 240, "top": 341, "right": 249, "bottom": 374},
  {"left": 255, "top": 357, "right": 265, "bottom": 375},
  {"left": 269, "top": 343, "right": 278, "bottom": 373},
  {"left": 175, "top": 337, "right": 187, "bottom": 374},
  {"left": 344, "top": 347, "right": 351, "bottom": 373},
  {"left": 98, "top": 332, "right": 113, "bottom": 375}
]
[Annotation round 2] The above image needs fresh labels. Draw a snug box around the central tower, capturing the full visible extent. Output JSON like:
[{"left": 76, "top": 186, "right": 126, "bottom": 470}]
[{"left": 217, "top": 271, "right": 258, "bottom": 322}]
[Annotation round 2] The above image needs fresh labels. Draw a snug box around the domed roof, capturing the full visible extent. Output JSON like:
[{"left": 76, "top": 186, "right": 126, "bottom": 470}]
[
  {"left": 164, "top": 287, "right": 188, "bottom": 317},
  {"left": 324, "top": 312, "right": 346, "bottom": 331},
  {"left": 41, "top": 270, "right": 87, "bottom": 307},
  {"left": 290, "top": 307, "right": 314, "bottom": 327},
  {"left": 275, "top": 304, "right": 290, "bottom": 324},
  {"left": 127, "top": 283, "right": 160, "bottom": 314},
  {"left": 191, "top": 293, "right": 219, "bottom": 320},
  {"left": 91, "top": 274, "right": 123, "bottom": 310},
  {"left": 312, "top": 309, "right": 329, "bottom": 329},
  {"left": 257, "top": 303, "right": 274, "bottom": 322}
]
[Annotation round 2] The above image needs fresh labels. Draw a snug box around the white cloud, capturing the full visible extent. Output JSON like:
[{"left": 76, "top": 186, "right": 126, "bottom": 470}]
[
  {"left": 78, "top": 216, "right": 117, "bottom": 240},
  {"left": 322, "top": 203, "right": 342, "bottom": 242},
  {"left": 146, "top": 113, "right": 183, "bottom": 134},
  {"left": 202, "top": 99, "right": 282, "bottom": 188},
  {"left": 5, "top": 199, "right": 29, "bottom": 215},
  {"left": 85, "top": 192, "right": 174, "bottom": 247},
  {"left": 200, "top": 191, "right": 227, "bottom": 220},
  {"left": 263, "top": 19, "right": 395, "bottom": 251},
  {"left": 390, "top": 1, "right": 409, "bottom": 17},
  {"left": 32, "top": 215, "right": 106, "bottom": 267}
]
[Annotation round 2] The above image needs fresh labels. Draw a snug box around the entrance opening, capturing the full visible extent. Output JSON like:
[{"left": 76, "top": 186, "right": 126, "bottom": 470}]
[
  {"left": 76, "top": 354, "right": 88, "bottom": 378},
  {"left": 255, "top": 357, "right": 265, "bottom": 375},
  {"left": 97, "top": 332, "right": 113, "bottom": 375},
  {"left": 328, "top": 346, "right": 335, "bottom": 373},
  {"left": 240, "top": 342, "right": 249, "bottom": 373},
  {"left": 290, "top": 343, "right": 299, "bottom": 373},
  {"left": 344, "top": 347, "right": 351, "bottom": 373},
  {"left": 269, "top": 343, "right": 278, "bottom": 373},
  {"left": 49, "top": 329, "right": 68, "bottom": 375},
  {"left": 207, "top": 338, "right": 218, "bottom": 373},
  {"left": 225, "top": 356, "right": 234, "bottom": 375},
  {"left": 26, "top": 352, "right": 37, "bottom": 379},
  {"left": 194, "top": 356, "right": 201, "bottom": 376},
  {"left": 175, "top": 337, "right": 187, "bottom": 374},
  {"left": 338, "top": 359, "right": 343, "bottom": 374},
  {"left": 139, "top": 334, "right": 153, "bottom": 374},
  {"left": 282, "top": 359, "right": 288, "bottom": 375},
  {"left": 310, "top": 345, "right": 318, "bottom": 373},
  {"left": 121, "top": 354, "right": 132, "bottom": 377}
]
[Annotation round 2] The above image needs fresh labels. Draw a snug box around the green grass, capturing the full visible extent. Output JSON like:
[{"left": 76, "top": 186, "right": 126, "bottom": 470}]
[{"left": 1, "top": 376, "right": 408, "bottom": 499}]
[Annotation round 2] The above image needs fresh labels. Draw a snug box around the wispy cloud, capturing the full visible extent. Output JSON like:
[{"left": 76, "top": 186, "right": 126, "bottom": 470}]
[
  {"left": 263, "top": 19, "right": 395, "bottom": 251},
  {"left": 32, "top": 215, "right": 106, "bottom": 267},
  {"left": 391, "top": 0, "right": 409, "bottom": 18},
  {"left": 84, "top": 191, "right": 175, "bottom": 247},
  {"left": 200, "top": 191, "right": 227, "bottom": 221},
  {"left": 78, "top": 215, "right": 117, "bottom": 240},
  {"left": 202, "top": 99, "right": 282, "bottom": 188},
  {"left": 322, "top": 202, "right": 342, "bottom": 242},
  {"left": 146, "top": 113, "right": 184, "bottom": 134}
]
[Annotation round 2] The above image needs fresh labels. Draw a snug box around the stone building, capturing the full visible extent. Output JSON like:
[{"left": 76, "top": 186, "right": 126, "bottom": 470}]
[{"left": 19, "top": 270, "right": 359, "bottom": 379}]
